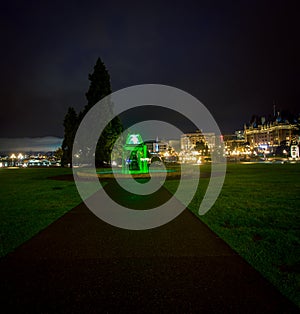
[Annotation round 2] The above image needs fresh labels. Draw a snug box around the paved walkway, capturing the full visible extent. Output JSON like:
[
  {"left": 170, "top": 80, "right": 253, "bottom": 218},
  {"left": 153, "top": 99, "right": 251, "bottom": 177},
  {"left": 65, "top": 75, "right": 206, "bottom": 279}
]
[{"left": 0, "top": 181, "right": 298, "bottom": 313}]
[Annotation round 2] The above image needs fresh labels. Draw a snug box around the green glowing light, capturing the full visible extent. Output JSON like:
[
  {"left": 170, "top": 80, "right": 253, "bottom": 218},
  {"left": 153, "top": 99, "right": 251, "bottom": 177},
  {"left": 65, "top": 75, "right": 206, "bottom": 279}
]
[
  {"left": 122, "top": 133, "right": 149, "bottom": 174},
  {"left": 126, "top": 134, "right": 144, "bottom": 145}
]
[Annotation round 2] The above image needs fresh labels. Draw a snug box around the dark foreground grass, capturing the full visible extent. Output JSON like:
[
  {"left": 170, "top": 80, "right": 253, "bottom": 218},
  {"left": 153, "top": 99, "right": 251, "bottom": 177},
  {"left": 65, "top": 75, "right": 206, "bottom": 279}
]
[
  {"left": 0, "top": 167, "right": 82, "bottom": 257},
  {"left": 1, "top": 164, "right": 299, "bottom": 307},
  {"left": 165, "top": 163, "right": 300, "bottom": 308}
]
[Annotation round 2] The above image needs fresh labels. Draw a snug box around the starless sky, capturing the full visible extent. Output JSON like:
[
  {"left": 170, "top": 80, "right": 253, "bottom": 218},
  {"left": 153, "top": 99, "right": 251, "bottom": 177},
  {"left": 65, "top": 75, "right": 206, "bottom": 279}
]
[{"left": 0, "top": 0, "right": 298, "bottom": 138}]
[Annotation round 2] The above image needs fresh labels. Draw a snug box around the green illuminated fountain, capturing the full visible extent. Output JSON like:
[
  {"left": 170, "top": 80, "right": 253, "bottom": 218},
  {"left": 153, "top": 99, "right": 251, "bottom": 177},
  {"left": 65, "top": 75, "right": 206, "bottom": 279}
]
[{"left": 122, "top": 133, "right": 149, "bottom": 174}]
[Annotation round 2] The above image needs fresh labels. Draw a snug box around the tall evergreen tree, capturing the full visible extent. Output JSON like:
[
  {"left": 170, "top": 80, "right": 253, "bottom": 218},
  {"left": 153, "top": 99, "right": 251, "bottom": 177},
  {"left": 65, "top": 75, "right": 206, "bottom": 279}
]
[
  {"left": 79, "top": 57, "right": 123, "bottom": 166},
  {"left": 84, "top": 58, "right": 112, "bottom": 115},
  {"left": 62, "top": 107, "right": 78, "bottom": 167},
  {"left": 62, "top": 57, "right": 122, "bottom": 167}
]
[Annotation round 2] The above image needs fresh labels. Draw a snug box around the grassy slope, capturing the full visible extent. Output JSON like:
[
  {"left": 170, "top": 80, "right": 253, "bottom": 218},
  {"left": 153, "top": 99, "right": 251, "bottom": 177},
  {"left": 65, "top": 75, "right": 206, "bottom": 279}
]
[
  {"left": 0, "top": 168, "right": 82, "bottom": 257},
  {"left": 165, "top": 163, "right": 300, "bottom": 307}
]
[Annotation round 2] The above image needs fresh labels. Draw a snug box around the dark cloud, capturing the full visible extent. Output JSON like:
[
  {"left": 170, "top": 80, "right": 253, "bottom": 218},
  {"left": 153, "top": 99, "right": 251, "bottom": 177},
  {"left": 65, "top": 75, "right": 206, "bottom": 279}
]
[
  {"left": 0, "top": 136, "right": 62, "bottom": 152},
  {"left": 0, "top": 0, "right": 298, "bottom": 138}
]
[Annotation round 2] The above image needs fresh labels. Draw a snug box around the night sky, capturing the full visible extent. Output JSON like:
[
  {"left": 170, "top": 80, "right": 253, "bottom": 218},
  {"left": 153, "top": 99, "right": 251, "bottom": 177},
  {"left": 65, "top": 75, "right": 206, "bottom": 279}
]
[{"left": 1, "top": 0, "right": 298, "bottom": 139}]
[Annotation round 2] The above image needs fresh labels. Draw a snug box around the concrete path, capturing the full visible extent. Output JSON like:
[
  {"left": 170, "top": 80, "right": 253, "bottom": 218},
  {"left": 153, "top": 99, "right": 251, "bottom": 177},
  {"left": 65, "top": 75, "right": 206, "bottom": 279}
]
[{"left": 0, "top": 181, "right": 298, "bottom": 313}]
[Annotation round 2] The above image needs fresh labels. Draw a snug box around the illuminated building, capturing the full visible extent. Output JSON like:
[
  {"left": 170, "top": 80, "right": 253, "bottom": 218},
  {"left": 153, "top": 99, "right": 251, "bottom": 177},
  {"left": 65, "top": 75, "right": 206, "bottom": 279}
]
[
  {"left": 223, "top": 135, "right": 251, "bottom": 157},
  {"left": 144, "top": 140, "right": 168, "bottom": 154},
  {"left": 244, "top": 121, "right": 298, "bottom": 151},
  {"left": 180, "top": 130, "right": 215, "bottom": 150},
  {"left": 144, "top": 139, "right": 177, "bottom": 163}
]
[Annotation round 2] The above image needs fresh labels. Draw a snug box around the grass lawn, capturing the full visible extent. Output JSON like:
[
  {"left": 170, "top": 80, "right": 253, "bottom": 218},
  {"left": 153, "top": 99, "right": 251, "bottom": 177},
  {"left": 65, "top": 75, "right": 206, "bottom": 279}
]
[
  {"left": 0, "top": 164, "right": 299, "bottom": 308},
  {"left": 164, "top": 163, "right": 300, "bottom": 308},
  {"left": 0, "top": 167, "right": 83, "bottom": 257}
]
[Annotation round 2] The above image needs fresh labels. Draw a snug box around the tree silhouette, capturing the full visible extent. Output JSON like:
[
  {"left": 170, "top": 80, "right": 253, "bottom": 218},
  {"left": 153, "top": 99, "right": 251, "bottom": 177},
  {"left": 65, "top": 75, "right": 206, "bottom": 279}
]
[
  {"left": 80, "top": 57, "right": 123, "bottom": 166},
  {"left": 62, "top": 57, "right": 123, "bottom": 167}
]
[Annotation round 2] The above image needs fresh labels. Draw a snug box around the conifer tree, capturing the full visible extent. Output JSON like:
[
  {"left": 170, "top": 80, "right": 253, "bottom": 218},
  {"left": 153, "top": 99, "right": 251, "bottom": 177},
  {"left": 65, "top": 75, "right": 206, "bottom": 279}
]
[
  {"left": 62, "top": 57, "right": 122, "bottom": 167},
  {"left": 80, "top": 57, "right": 122, "bottom": 166}
]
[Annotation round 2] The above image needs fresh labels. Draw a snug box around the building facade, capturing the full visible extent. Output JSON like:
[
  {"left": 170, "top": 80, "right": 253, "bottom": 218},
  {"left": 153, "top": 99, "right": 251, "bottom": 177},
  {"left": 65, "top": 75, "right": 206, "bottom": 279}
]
[
  {"left": 144, "top": 140, "right": 168, "bottom": 154},
  {"left": 181, "top": 130, "right": 215, "bottom": 150},
  {"left": 244, "top": 121, "right": 298, "bottom": 150}
]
